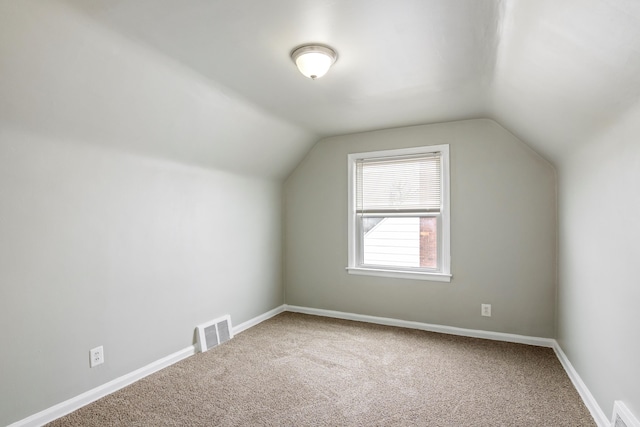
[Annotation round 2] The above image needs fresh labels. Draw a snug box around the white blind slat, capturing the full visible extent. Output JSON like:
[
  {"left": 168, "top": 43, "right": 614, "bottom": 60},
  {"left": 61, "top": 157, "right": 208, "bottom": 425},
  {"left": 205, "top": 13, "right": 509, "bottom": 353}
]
[{"left": 356, "top": 154, "right": 442, "bottom": 213}]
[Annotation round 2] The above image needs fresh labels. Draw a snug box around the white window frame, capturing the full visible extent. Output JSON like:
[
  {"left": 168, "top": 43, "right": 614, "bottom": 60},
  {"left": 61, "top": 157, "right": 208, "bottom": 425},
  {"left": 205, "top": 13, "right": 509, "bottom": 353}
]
[{"left": 346, "top": 144, "right": 451, "bottom": 282}]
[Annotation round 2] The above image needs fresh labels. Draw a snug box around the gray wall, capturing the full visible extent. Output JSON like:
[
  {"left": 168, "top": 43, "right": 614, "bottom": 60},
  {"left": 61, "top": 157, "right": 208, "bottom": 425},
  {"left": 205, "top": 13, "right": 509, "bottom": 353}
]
[
  {"left": 557, "top": 100, "right": 640, "bottom": 419},
  {"left": 284, "top": 119, "right": 557, "bottom": 337},
  {"left": 0, "top": 128, "right": 284, "bottom": 426}
]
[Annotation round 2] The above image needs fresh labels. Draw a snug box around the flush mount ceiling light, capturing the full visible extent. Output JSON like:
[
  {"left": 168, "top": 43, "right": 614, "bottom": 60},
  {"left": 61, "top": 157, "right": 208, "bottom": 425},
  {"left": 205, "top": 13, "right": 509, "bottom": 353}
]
[{"left": 291, "top": 44, "right": 338, "bottom": 80}]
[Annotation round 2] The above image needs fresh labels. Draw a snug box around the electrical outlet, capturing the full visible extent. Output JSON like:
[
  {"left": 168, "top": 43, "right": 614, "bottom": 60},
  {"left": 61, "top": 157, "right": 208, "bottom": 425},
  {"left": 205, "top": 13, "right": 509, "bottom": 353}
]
[
  {"left": 90, "top": 346, "right": 104, "bottom": 368},
  {"left": 481, "top": 304, "right": 492, "bottom": 317}
]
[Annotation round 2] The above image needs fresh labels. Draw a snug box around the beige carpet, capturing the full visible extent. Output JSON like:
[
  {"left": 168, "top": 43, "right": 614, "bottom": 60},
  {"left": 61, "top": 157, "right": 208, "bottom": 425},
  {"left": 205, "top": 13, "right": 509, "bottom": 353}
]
[{"left": 48, "top": 312, "right": 595, "bottom": 426}]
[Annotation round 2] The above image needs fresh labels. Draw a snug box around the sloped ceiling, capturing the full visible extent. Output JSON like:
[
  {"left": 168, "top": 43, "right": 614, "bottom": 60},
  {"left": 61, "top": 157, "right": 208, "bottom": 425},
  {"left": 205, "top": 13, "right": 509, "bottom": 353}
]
[
  {"left": 2, "top": 0, "right": 640, "bottom": 177},
  {"left": 492, "top": 0, "right": 640, "bottom": 160}
]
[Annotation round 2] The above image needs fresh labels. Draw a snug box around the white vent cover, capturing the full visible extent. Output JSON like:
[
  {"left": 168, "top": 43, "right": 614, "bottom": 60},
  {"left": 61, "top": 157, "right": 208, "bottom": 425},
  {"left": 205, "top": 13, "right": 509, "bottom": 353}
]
[
  {"left": 196, "top": 315, "right": 233, "bottom": 353},
  {"left": 612, "top": 401, "right": 640, "bottom": 427}
]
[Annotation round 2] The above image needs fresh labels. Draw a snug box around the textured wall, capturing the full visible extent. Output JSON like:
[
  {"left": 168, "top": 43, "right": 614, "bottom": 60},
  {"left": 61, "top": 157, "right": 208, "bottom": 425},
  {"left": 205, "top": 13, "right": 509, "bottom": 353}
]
[
  {"left": 0, "top": 129, "right": 284, "bottom": 425},
  {"left": 557, "top": 99, "right": 640, "bottom": 421},
  {"left": 284, "top": 119, "right": 556, "bottom": 337}
]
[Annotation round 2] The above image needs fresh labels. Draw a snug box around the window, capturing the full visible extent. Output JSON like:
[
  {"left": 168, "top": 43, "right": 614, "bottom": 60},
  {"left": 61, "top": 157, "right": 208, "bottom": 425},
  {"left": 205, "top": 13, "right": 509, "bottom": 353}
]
[{"left": 347, "top": 145, "right": 451, "bottom": 282}]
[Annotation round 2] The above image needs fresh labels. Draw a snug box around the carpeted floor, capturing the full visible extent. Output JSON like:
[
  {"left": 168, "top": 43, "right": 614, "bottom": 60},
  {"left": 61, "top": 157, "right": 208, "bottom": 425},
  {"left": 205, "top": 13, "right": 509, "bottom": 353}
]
[{"left": 48, "top": 312, "right": 596, "bottom": 426}]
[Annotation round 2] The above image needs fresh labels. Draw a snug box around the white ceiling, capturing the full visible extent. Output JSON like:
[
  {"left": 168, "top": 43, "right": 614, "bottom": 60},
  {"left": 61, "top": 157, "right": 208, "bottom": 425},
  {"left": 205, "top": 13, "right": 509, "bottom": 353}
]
[
  {"left": 2, "top": 0, "right": 640, "bottom": 176},
  {"left": 492, "top": 0, "right": 640, "bottom": 160},
  {"left": 64, "top": 0, "right": 500, "bottom": 135}
]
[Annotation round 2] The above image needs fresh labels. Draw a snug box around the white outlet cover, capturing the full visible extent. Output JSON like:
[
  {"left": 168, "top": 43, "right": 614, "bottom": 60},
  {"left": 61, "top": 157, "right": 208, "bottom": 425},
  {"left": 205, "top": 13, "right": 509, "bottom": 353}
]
[
  {"left": 481, "top": 304, "right": 492, "bottom": 317},
  {"left": 90, "top": 346, "right": 104, "bottom": 368}
]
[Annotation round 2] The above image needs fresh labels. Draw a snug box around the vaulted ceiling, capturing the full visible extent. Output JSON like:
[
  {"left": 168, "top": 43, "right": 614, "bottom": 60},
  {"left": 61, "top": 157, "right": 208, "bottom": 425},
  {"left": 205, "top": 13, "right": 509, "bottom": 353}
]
[{"left": 2, "top": 0, "right": 640, "bottom": 177}]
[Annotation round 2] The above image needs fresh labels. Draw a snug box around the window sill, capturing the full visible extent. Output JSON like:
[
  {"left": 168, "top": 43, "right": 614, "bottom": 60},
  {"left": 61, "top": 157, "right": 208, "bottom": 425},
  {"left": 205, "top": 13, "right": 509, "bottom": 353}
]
[{"left": 346, "top": 267, "right": 452, "bottom": 282}]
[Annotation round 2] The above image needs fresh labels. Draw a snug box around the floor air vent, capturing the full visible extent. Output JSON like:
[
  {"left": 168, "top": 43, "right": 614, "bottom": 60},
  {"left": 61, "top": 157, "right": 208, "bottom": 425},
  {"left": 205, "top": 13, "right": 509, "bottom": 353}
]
[
  {"left": 196, "top": 315, "right": 233, "bottom": 352},
  {"left": 612, "top": 401, "right": 640, "bottom": 427}
]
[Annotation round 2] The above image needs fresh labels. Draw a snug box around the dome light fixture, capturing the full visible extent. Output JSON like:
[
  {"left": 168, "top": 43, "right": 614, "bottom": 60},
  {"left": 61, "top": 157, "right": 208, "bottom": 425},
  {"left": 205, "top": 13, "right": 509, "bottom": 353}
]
[{"left": 291, "top": 44, "right": 338, "bottom": 80}]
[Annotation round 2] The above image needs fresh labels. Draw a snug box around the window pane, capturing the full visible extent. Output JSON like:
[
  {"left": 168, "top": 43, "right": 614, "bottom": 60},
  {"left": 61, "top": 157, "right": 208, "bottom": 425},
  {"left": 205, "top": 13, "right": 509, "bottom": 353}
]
[
  {"left": 419, "top": 217, "right": 437, "bottom": 269},
  {"left": 362, "top": 217, "right": 384, "bottom": 234},
  {"left": 362, "top": 217, "right": 437, "bottom": 269}
]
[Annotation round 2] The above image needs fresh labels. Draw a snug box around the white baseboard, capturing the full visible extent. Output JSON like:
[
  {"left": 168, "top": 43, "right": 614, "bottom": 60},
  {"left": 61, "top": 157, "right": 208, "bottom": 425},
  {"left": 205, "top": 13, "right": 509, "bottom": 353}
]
[
  {"left": 552, "top": 343, "right": 609, "bottom": 427},
  {"left": 9, "top": 346, "right": 196, "bottom": 427},
  {"left": 10, "top": 305, "right": 287, "bottom": 427},
  {"left": 284, "top": 305, "right": 556, "bottom": 347},
  {"left": 233, "top": 304, "right": 286, "bottom": 335}
]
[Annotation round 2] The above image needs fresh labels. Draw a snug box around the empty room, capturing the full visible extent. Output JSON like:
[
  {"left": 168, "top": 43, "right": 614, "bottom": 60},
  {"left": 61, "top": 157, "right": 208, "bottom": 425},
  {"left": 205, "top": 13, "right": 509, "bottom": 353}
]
[{"left": 1, "top": 0, "right": 639, "bottom": 426}]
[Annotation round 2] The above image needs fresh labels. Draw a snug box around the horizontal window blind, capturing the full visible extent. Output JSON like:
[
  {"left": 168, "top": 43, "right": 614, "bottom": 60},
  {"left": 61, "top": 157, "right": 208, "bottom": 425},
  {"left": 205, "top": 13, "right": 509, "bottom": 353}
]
[{"left": 355, "top": 154, "right": 442, "bottom": 213}]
